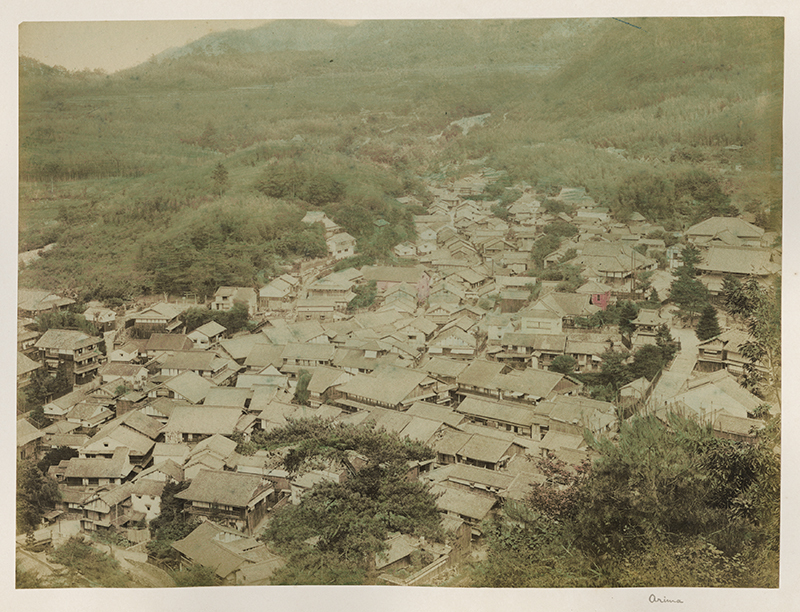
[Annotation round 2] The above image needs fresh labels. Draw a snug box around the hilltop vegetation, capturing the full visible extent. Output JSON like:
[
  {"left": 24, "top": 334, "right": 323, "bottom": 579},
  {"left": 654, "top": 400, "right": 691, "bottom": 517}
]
[{"left": 19, "top": 18, "right": 782, "bottom": 300}]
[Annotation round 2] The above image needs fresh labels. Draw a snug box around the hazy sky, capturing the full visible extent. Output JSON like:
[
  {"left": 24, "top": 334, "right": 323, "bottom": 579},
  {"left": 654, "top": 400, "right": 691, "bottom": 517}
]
[{"left": 19, "top": 21, "right": 275, "bottom": 73}]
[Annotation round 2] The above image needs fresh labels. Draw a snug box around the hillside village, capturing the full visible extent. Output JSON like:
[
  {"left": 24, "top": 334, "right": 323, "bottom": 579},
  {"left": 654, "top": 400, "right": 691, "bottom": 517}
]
[{"left": 16, "top": 166, "right": 781, "bottom": 586}]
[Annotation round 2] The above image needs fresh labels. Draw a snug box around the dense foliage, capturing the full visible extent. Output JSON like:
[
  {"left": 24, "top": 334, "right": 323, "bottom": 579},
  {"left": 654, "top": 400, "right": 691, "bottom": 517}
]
[
  {"left": 48, "top": 536, "right": 132, "bottom": 588},
  {"left": 583, "top": 325, "right": 678, "bottom": 401},
  {"left": 474, "top": 414, "right": 779, "bottom": 587},
  {"left": 146, "top": 481, "right": 200, "bottom": 566},
  {"left": 16, "top": 460, "right": 60, "bottom": 534},
  {"left": 179, "top": 301, "right": 253, "bottom": 334},
  {"left": 347, "top": 280, "right": 378, "bottom": 312},
  {"left": 721, "top": 276, "right": 781, "bottom": 406},
  {"left": 255, "top": 419, "right": 442, "bottom": 584}
]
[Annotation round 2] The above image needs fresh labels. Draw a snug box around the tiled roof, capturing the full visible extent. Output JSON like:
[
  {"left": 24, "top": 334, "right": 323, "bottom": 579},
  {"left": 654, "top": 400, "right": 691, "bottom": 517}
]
[
  {"left": 176, "top": 469, "right": 271, "bottom": 508},
  {"left": 163, "top": 406, "right": 242, "bottom": 435}
]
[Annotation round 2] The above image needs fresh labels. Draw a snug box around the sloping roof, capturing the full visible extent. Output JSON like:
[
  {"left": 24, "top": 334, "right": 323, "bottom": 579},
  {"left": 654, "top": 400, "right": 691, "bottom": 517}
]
[
  {"left": 675, "top": 370, "right": 762, "bottom": 420},
  {"left": 138, "top": 458, "right": 185, "bottom": 482},
  {"left": 64, "top": 449, "right": 132, "bottom": 479},
  {"left": 172, "top": 521, "right": 248, "bottom": 579},
  {"left": 257, "top": 400, "right": 299, "bottom": 427},
  {"left": 307, "top": 366, "right": 350, "bottom": 395},
  {"left": 457, "top": 434, "right": 515, "bottom": 464},
  {"left": 187, "top": 433, "right": 238, "bottom": 461},
  {"left": 35, "top": 328, "right": 99, "bottom": 351},
  {"left": 204, "top": 387, "right": 251, "bottom": 409},
  {"left": 17, "top": 352, "right": 42, "bottom": 377},
  {"left": 375, "top": 533, "right": 419, "bottom": 570},
  {"left": 501, "top": 333, "right": 567, "bottom": 352},
  {"left": 432, "top": 429, "right": 473, "bottom": 457},
  {"left": 326, "top": 231, "right": 356, "bottom": 246},
  {"left": 696, "top": 246, "right": 773, "bottom": 276},
  {"left": 135, "top": 303, "right": 187, "bottom": 322},
  {"left": 399, "top": 416, "right": 444, "bottom": 444},
  {"left": 713, "top": 414, "right": 765, "bottom": 437},
  {"left": 99, "top": 362, "right": 147, "bottom": 379},
  {"left": 244, "top": 343, "right": 286, "bottom": 370},
  {"left": 544, "top": 395, "right": 617, "bottom": 430},
  {"left": 163, "top": 406, "right": 242, "bottom": 435},
  {"left": 262, "top": 321, "right": 326, "bottom": 345},
  {"left": 369, "top": 408, "right": 414, "bottom": 435},
  {"left": 193, "top": 321, "right": 227, "bottom": 338},
  {"left": 456, "top": 396, "right": 539, "bottom": 427},
  {"left": 147, "top": 397, "right": 191, "bottom": 419},
  {"left": 281, "top": 343, "right": 336, "bottom": 362},
  {"left": 536, "top": 292, "right": 599, "bottom": 318},
  {"left": 83, "top": 422, "right": 157, "bottom": 456},
  {"left": 567, "top": 242, "right": 656, "bottom": 274},
  {"left": 456, "top": 360, "right": 506, "bottom": 389},
  {"left": 687, "top": 217, "right": 764, "bottom": 239},
  {"left": 219, "top": 336, "right": 268, "bottom": 362},
  {"left": 161, "top": 371, "right": 214, "bottom": 404},
  {"left": 496, "top": 368, "right": 567, "bottom": 399},
  {"left": 418, "top": 356, "right": 470, "bottom": 380},
  {"left": 17, "top": 418, "right": 45, "bottom": 447},
  {"left": 176, "top": 469, "right": 271, "bottom": 508},
  {"left": 360, "top": 265, "right": 427, "bottom": 285},
  {"left": 575, "top": 280, "right": 611, "bottom": 294},
  {"left": 336, "top": 366, "right": 430, "bottom": 406},
  {"left": 540, "top": 430, "right": 586, "bottom": 451},
  {"left": 145, "top": 334, "right": 194, "bottom": 353},
  {"left": 160, "top": 351, "right": 231, "bottom": 373},
  {"left": 18, "top": 289, "right": 75, "bottom": 313},
  {"left": 430, "top": 483, "right": 496, "bottom": 521},
  {"left": 447, "top": 464, "right": 515, "bottom": 490},
  {"left": 406, "top": 402, "right": 465, "bottom": 428}
]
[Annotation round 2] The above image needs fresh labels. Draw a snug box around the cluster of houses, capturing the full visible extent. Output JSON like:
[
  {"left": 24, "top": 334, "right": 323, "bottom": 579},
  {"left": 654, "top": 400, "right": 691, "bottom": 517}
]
[{"left": 16, "top": 169, "right": 779, "bottom": 585}]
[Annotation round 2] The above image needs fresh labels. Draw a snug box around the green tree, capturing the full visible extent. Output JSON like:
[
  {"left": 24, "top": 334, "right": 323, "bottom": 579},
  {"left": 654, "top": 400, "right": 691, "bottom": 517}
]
[
  {"left": 618, "top": 301, "right": 638, "bottom": 336},
  {"left": 53, "top": 361, "right": 73, "bottom": 397},
  {"left": 303, "top": 173, "right": 345, "bottom": 206},
  {"left": 294, "top": 369, "right": 312, "bottom": 406},
  {"left": 147, "top": 480, "right": 199, "bottom": 566},
  {"left": 543, "top": 220, "right": 578, "bottom": 238},
  {"left": 630, "top": 344, "right": 669, "bottom": 381},
  {"left": 739, "top": 278, "right": 781, "bottom": 407},
  {"left": 258, "top": 420, "right": 442, "bottom": 584},
  {"left": 655, "top": 324, "right": 679, "bottom": 363},
  {"left": 696, "top": 304, "right": 721, "bottom": 341},
  {"left": 721, "top": 274, "right": 748, "bottom": 319},
  {"left": 26, "top": 367, "right": 55, "bottom": 409},
  {"left": 549, "top": 355, "right": 577, "bottom": 375},
  {"left": 211, "top": 162, "right": 229, "bottom": 196},
  {"left": 616, "top": 171, "right": 675, "bottom": 220},
  {"left": 17, "top": 460, "right": 60, "bottom": 534},
  {"left": 254, "top": 162, "right": 307, "bottom": 200},
  {"left": 670, "top": 244, "right": 709, "bottom": 323},
  {"left": 598, "top": 350, "right": 634, "bottom": 396},
  {"left": 530, "top": 234, "right": 561, "bottom": 268},
  {"left": 347, "top": 280, "right": 378, "bottom": 312},
  {"left": 37, "top": 446, "right": 78, "bottom": 475}
]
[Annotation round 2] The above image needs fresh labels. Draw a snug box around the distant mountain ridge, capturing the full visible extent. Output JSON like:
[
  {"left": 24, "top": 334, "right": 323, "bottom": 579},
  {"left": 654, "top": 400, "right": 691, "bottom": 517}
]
[
  {"left": 153, "top": 20, "right": 356, "bottom": 61},
  {"left": 147, "top": 18, "right": 601, "bottom": 72}
]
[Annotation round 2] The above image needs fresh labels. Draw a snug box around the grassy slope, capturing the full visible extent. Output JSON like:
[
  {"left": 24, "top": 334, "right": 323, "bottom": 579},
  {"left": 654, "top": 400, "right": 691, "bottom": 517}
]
[{"left": 18, "top": 17, "right": 783, "bottom": 300}]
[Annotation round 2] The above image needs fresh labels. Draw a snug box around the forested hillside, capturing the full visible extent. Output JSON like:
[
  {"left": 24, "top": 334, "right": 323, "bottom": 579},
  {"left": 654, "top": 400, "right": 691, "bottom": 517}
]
[{"left": 19, "top": 17, "right": 782, "bottom": 301}]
